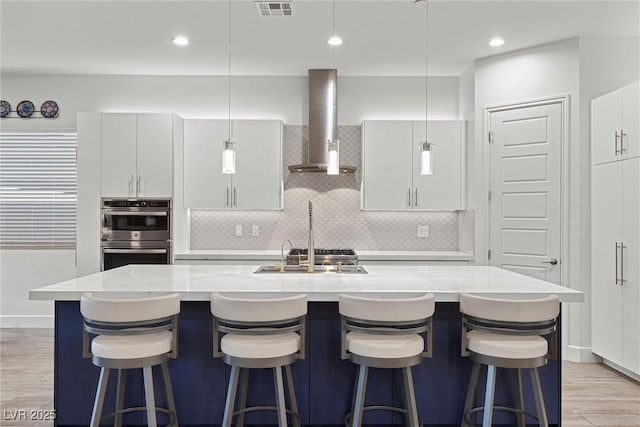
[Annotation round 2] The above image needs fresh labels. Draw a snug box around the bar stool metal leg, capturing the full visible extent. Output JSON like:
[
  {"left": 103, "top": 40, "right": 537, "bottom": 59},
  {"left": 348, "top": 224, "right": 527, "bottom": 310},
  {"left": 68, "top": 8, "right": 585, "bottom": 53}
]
[
  {"left": 274, "top": 366, "right": 288, "bottom": 427},
  {"left": 284, "top": 365, "right": 301, "bottom": 427},
  {"left": 90, "top": 367, "right": 110, "bottom": 427},
  {"left": 352, "top": 365, "right": 369, "bottom": 427},
  {"left": 222, "top": 365, "right": 240, "bottom": 427},
  {"left": 530, "top": 368, "right": 549, "bottom": 427},
  {"left": 115, "top": 369, "right": 126, "bottom": 427},
  {"left": 160, "top": 361, "right": 178, "bottom": 427},
  {"left": 236, "top": 368, "right": 249, "bottom": 427},
  {"left": 143, "top": 366, "right": 158, "bottom": 427},
  {"left": 402, "top": 367, "right": 419, "bottom": 427},
  {"left": 461, "top": 362, "right": 481, "bottom": 427},
  {"left": 482, "top": 365, "right": 497, "bottom": 427},
  {"left": 514, "top": 368, "right": 526, "bottom": 427}
]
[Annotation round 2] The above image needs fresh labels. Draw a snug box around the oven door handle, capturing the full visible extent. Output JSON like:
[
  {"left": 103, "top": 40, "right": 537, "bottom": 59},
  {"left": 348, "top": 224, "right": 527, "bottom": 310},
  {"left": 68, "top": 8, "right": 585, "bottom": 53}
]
[
  {"left": 103, "top": 249, "right": 168, "bottom": 254},
  {"left": 103, "top": 211, "right": 168, "bottom": 217}
]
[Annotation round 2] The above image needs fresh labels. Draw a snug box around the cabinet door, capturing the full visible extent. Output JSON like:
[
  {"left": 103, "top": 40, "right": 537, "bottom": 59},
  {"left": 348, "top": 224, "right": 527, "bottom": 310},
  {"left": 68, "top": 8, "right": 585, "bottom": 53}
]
[
  {"left": 362, "top": 121, "right": 413, "bottom": 210},
  {"left": 101, "top": 114, "right": 137, "bottom": 197},
  {"left": 183, "top": 120, "right": 230, "bottom": 209},
  {"left": 137, "top": 114, "right": 173, "bottom": 197},
  {"left": 622, "top": 81, "right": 640, "bottom": 159},
  {"left": 232, "top": 120, "right": 282, "bottom": 210},
  {"left": 591, "top": 161, "right": 623, "bottom": 365},
  {"left": 413, "top": 121, "right": 462, "bottom": 210},
  {"left": 622, "top": 157, "right": 640, "bottom": 374},
  {"left": 592, "top": 88, "right": 622, "bottom": 165}
]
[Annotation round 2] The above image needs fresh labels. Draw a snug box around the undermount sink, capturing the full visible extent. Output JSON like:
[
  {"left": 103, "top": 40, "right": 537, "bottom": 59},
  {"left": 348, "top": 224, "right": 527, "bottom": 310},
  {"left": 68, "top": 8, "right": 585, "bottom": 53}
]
[{"left": 254, "top": 265, "right": 368, "bottom": 274}]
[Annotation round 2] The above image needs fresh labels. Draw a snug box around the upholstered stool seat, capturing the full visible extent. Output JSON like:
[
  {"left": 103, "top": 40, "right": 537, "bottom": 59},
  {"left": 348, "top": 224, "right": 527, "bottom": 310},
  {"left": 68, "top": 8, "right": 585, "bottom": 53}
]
[
  {"left": 81, "top": 292, "right": 180, "bottom": 427},
  {"left": 460, "top": 293, "right": 559, "bottom": 427},
  {"left": 212, "top": 292, "right": 307, "bottom": 427},
  {"left": 339, "top": 293, "right": 435, "bottom": 427}
]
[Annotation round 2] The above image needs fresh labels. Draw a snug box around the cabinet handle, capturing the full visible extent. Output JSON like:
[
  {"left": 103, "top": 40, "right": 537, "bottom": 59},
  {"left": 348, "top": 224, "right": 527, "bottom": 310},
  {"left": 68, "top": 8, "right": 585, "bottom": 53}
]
[
  {"left": 233, "top": 187, "right": 237, "bottom": 207},
  {"left": 620, "top": 242, "right": 626, "bottom": 285},
  {"left": 621, "top": 129, "right": 627, "bottom": 154},
  {"left": 226, "top": 187, "right": 230, "bottom": 207},
  {"left": 615, "top": 242, "right": 620, "bottom": 285},
  {"left": 407, "top": 188, "right": 412, "bottom": 208},
  {"left": 414, "top": 188, "right": 419, "bottom": 207},
  {"left": 128, "top": 175, "right": 134, "bottom": 196},
  {"left": 615, "top": 131, "right": 621, "bottom": 156},
  {"left": 136, "top": 174, "right": 141, "bottom": 196}
]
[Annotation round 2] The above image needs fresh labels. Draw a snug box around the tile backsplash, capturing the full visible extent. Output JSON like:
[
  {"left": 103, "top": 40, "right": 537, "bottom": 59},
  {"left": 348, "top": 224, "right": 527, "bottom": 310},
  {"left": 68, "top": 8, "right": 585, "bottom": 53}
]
[{"left": 190, "top": 125, "right": 462, "bottom": 251}]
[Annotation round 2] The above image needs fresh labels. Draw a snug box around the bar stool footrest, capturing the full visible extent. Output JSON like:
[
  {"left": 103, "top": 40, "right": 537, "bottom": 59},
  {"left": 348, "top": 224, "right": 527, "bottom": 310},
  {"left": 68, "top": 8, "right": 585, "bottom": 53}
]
[
  {"left": 462, "top": 405, "right": 538, "bottom": 426},
  {"left": 101, "top": 406, "right": 178, "bottom": 427},
  {"left": 233, "top": 405, "right": 300, "bottom": 423},
  {"left": 344, "top": 405, "right": 423, "bottom": 427}
]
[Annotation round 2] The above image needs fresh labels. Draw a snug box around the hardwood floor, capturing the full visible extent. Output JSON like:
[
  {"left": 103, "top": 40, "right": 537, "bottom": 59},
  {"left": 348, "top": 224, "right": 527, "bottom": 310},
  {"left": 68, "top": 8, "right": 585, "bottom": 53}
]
[{"left": 1, "top": 328, "right": 639, "bottom": 426}]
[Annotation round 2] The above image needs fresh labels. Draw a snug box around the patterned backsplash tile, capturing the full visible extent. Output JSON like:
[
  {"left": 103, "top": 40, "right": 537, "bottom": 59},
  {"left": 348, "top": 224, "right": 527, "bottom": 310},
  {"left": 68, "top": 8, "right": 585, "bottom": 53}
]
[{"left": 190, "top": 125, "right": 460, "bottom": 251}]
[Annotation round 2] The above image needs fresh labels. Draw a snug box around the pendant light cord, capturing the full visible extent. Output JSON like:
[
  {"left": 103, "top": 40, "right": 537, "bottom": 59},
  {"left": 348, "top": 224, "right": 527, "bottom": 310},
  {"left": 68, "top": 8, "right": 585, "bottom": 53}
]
[
  {"left": 332, "top": 0, "right": 336, "bottom": 67},
  {"left": 424, "top": 0, "right": 428, "bottom": 139},
  {"left": 228, "top": 0, "right": 232, "bottom": 140}
]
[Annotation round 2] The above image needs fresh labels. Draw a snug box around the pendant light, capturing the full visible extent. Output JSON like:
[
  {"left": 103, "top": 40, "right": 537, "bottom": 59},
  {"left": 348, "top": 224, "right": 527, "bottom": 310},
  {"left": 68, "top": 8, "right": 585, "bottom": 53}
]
[
  {"left": 222, "top": 0, "right": 236, "bottom": 174},
  {"left": 419, "top": 0, "right": 432, "bottom": 176},
  {"left": 326, "top": 0, "right": 340, "bottom": 175}
]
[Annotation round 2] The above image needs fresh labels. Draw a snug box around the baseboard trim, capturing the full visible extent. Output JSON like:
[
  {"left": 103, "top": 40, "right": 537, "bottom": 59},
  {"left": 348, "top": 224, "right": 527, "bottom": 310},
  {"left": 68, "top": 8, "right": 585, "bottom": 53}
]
[
  {"left": 0, "top": 315, "right": 54, "bottom": 328},
  {"left": 564, "top": 345, "right": 601, "bottom": 363}
]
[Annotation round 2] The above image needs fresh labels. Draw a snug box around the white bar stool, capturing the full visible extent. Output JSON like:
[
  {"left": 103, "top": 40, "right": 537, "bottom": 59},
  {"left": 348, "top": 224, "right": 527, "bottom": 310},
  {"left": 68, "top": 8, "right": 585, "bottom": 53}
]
[
  {"left": 211, "top": 292, "right": 307, "bottom": 427},
  {"left": 80, "top": 292, "right": 180, "bottom": 427},
  {"left": 459, "top": 293, "right": 559, "bottom": 427},
  {"left": 339, "top": 293, "right": 435, "bottom": 427}
]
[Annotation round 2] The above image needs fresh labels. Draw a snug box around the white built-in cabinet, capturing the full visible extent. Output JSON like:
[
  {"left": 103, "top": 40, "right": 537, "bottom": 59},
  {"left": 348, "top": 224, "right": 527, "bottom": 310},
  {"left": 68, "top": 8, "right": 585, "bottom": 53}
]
[
  {"left": 101, "top": 113, "right": 174, "bottom": 197},
  {"left": 361, "top": 120, "right": 463, "bottom": 210},
  {"left": 183, "top": 119, "right": 283, "bottom": 210},
  {"left": 591, "top": 81, "right": 640, "bottom": 378}
]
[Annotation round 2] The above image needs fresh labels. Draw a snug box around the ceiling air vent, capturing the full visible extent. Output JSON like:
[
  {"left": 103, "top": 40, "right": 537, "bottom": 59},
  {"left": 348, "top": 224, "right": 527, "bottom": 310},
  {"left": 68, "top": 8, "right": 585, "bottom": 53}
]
[{"left": 255, "top": 1, "right": 293, "bottom": 17}]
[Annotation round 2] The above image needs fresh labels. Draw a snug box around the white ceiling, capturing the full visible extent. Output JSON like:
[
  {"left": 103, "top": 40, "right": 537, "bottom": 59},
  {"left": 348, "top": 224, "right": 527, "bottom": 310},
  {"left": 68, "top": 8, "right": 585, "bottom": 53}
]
[{"left": 1, "top": 0, "right": 638, "bottom": 76}]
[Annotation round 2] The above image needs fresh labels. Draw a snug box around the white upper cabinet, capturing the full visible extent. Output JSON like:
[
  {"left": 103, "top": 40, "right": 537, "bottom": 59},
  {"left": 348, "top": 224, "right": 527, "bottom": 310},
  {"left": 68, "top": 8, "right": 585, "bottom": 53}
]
[
  {"left": 362, "top": 121, "right": 413, "bottom": 210},
  {"left": 413, "top": 121, "right": 462, "bottom": 210},
  {"left": 101, "top": 113, "right": 174, "bottom": 198},
  {"left": 592, "top": 81, "right": 640, "bottom": 165},
  {"left": 183, "top": 119, "right": 283, "bottom": 210},
  {"left": 362, "top": 120, "right": 464, "bottom": 210}
]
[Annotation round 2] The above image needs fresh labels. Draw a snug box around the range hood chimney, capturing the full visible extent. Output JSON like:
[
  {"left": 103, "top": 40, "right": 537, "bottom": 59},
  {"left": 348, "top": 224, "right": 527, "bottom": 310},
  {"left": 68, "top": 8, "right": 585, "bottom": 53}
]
[{"left": 288, "top": 69, "right": 356, "bottom": 173}]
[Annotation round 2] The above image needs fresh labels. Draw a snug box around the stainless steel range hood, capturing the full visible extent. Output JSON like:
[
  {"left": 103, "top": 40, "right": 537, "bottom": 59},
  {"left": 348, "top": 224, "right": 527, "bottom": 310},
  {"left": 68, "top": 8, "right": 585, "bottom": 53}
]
[{"left": 288, "top": 69, "right": 356, "bottom": 173}]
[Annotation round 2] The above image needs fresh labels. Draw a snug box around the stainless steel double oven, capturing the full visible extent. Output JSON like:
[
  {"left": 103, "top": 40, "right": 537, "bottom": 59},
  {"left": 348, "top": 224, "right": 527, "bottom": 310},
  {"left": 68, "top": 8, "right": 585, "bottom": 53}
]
[{"left": 101, "top": 198, "right": 171, "bottom": 271}]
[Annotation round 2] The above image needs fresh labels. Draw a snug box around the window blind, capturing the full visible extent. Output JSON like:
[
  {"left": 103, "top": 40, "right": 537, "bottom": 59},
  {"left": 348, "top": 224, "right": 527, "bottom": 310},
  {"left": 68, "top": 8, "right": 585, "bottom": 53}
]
[{"left": 0, "top": 132, "right": 77, "bottom": 248}]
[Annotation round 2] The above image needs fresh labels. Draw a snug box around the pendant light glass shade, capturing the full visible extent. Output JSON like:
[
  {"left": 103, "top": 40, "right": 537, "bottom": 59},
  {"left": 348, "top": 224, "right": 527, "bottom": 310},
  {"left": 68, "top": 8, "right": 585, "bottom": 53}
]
[
  {"left": 420, "top": 141, "right": 433, "bottom": 175},
  {"left": 222, "top": 139, "right": 236, "bottom": 174},
  {"left": 327, "top": 139, "right": 339, "bottom": 175}
]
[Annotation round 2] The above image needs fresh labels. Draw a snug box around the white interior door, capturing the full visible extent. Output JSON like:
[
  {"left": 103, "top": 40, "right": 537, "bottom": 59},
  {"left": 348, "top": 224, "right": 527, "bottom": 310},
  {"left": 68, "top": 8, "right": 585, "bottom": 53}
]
[{"left": 489, "top": 102, "right": 562, "bottom": 283}]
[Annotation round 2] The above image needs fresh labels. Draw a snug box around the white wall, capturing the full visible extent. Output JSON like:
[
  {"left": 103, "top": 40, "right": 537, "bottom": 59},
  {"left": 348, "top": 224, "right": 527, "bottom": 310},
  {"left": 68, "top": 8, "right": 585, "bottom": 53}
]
[
  {"left": 0, "top": 250, "right": 76, "bottom": 327},
  {"left": 0, "top": 74, "right": 460, "bottom": 129}
]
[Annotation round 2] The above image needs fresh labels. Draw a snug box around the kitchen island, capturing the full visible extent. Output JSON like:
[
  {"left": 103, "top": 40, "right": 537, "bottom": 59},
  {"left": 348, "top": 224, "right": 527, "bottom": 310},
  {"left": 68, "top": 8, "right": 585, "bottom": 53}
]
[{"left": 30, "top": 265, "right": 582, "bottom": 427}]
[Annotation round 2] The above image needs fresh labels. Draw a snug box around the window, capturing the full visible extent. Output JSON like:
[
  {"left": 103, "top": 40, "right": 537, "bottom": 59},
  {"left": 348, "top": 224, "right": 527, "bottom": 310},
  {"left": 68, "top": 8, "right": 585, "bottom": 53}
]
[{"left": 0, "top": 132, "right": 77, "bottom": 248}]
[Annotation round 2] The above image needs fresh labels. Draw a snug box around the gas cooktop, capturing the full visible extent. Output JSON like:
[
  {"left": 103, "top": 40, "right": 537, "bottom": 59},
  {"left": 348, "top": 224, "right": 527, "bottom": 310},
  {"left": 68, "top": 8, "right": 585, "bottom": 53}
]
[{"left": 287, "top": 248, "right": 357, "bottom": 265}]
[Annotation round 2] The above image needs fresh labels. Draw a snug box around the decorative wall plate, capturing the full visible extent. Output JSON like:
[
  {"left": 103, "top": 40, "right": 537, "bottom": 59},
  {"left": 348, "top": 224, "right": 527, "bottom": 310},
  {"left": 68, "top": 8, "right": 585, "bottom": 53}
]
[
  {"left": 40, "top": 100, "right": 59, "bottom": 118},
  {"left": 16, "top": 100, "right": 35, "bottom": 118},
  {"left": 0, "top": 100, "right": 10, "bottom": 118}
]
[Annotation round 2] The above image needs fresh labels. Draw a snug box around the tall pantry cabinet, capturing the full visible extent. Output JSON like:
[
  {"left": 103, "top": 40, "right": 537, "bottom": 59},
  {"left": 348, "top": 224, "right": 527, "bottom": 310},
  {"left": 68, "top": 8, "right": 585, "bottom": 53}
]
[{"left": 591, "top": 81, "right": 640, "bottom": 378}]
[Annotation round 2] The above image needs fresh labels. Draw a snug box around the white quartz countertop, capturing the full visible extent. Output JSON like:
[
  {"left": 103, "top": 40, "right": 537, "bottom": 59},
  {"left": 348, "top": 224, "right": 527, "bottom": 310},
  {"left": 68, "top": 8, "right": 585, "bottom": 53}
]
[
  {"left": 174, "top": 250, "right": 474, "bottom": 261},
  {"left": 29, "top": 265, "right": 583, "bottom": 303}
]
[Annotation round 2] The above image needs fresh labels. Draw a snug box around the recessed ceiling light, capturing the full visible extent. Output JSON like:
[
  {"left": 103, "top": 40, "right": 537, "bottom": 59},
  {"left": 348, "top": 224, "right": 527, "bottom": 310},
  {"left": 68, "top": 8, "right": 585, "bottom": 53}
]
[
  {"left": 328, "top": 36, "right": 343, "bottom": 46},
  {"left": 489, "top": 37, "right": 505, "bottom": 47},
  {"left": 173, "top": 36, "right": 189, "bottom": 47}
]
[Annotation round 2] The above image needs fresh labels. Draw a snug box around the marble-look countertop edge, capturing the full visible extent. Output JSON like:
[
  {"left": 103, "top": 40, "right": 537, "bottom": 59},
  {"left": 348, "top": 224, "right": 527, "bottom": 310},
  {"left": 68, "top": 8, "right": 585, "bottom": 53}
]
[{"left": 175, "top": 250, "right": 475, "bottom": 261}]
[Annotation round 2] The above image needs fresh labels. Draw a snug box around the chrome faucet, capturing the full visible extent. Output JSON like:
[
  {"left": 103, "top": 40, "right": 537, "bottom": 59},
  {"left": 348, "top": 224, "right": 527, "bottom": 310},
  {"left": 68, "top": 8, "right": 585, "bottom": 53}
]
[{"left": 280, "top": 239, "right": 293, "bottom": 272}]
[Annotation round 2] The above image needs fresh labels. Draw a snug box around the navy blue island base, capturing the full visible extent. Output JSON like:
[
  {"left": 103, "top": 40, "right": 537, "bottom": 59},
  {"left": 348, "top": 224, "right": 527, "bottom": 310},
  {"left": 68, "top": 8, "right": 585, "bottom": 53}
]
[{"left": 54, "top": 301, "right": 560, "bottom": 427}]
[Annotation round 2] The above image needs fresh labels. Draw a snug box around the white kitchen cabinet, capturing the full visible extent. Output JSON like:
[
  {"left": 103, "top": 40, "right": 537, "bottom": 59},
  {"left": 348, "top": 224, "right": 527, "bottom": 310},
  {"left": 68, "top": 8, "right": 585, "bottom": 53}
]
[
  {"left": 362, "top": 120, "right": 463, "bottom": 210},
  {"left": 183, "top": 119, "right": 282, "bottom": 210},
  {"left": 591, "top": 133, "right": 640, "bottom": 375},
  {"left": 101, "top": 113, "right": 174, "bottom": 198},
  {"left": 592, "top": 81, "right": 640, "bottom": 165}
]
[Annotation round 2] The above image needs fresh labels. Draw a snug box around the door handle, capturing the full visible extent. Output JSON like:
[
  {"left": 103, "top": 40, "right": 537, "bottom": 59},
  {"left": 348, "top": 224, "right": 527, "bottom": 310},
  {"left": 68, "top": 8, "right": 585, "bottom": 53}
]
[
  {"left": 129, "top": 174, "right": 134, "bottom": 196},
  {"left": 136, "top": 174, "right": 141, "bottom": 196},
  {"left": 407, "top": 188, "right": 412, "bottom": 208},
  {"left": 414, "top": 188, "right": 419, "bottom": 207},
  {"left": 541, "top": 258, "right": 558, "bottom": 266},
  {"left": 615, "top": 242, "right": 620, "bottom": 284},
  {"left": 620, "top": 242, "right": 626, "bottom": 285},
  {"left": 615, "top": 131, "right": 621, "bottom": 156},
  {"left": 621, "top": 129, "right": 627, "bottom": 154},
  {"left": 226, "top": 187, "right": 230, "bottom": 207},
  {"left": 233, "top": 187, "right": 237, "bottom": 207}
]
